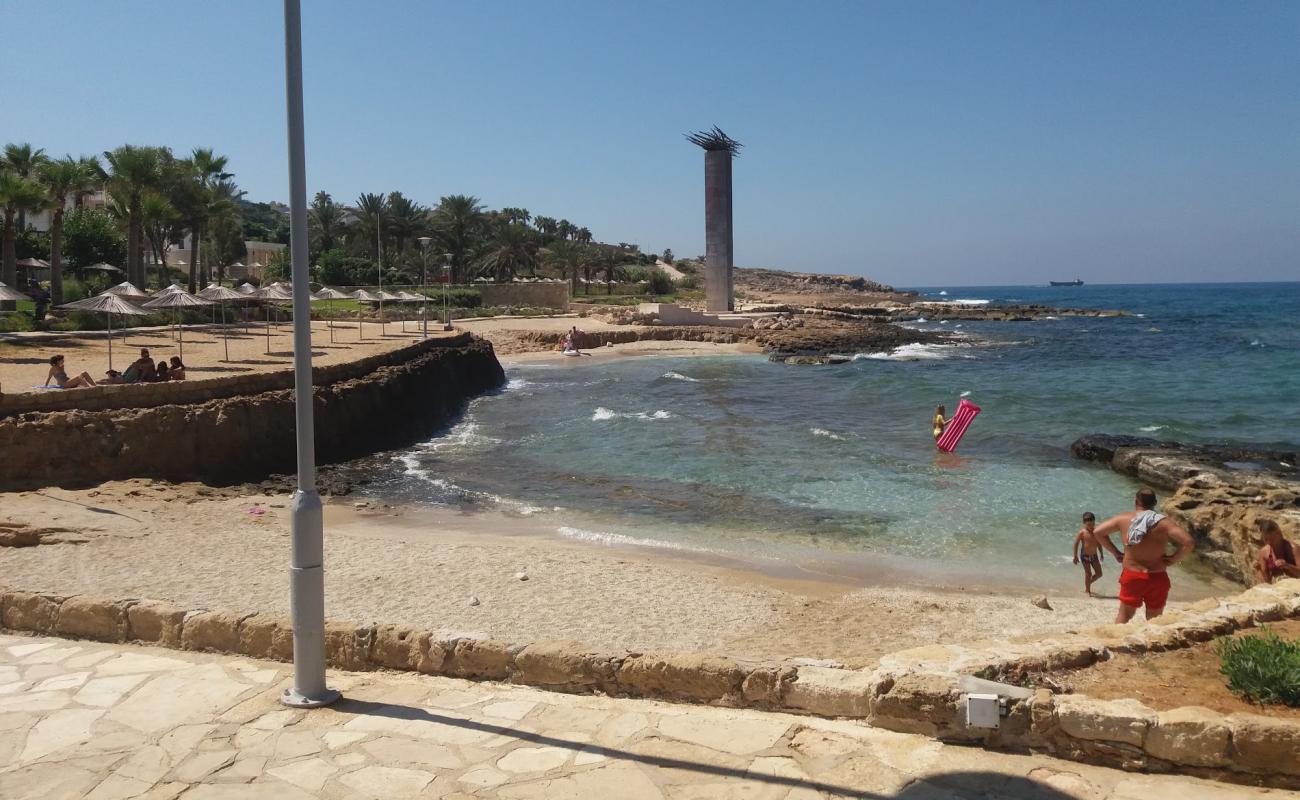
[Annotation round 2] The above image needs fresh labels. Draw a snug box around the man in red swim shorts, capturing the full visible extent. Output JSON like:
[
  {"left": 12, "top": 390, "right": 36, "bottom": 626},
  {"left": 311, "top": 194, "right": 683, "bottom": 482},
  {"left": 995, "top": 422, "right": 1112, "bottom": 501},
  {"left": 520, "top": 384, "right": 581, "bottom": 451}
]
[{"left": 1089, "top": 487, "right": 1195, "bottom": 623}]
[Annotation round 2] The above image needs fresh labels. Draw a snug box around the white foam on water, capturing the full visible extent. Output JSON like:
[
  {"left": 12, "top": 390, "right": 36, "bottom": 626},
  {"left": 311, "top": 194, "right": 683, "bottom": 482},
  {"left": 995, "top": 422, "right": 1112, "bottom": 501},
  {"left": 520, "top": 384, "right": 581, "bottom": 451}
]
[
  {"left": 661, "top": 371, "right": 701, "bottom": 382},
  {"left": 854, "top": 343, "right": 960, "bottom": 361},
  {"left": 960, "top": 391, "right": 972, "bottom": 397},
  {"left": 592, "top": 407, "right": 674, "bottom": 421},
  {"left": 810, "top": 428, "right": 847, "bottom": 441},
  {"left": 506, "top": 376, "right": 531, "bottom": 391},
  {"left": 557, "top": 526, "right": 707, "bottom": 554},
  {"left": 1139, "top": 425, "right": 1166, "bottom": 432},
  {"left": 938, "top": 290, "right": 948, "bottom": 296},
  {"left": 949, "top": 299, "right": 990, "bottom": 306},
  {"left": 1249, "top": 339, "right": 1261, "bottom": 347}
]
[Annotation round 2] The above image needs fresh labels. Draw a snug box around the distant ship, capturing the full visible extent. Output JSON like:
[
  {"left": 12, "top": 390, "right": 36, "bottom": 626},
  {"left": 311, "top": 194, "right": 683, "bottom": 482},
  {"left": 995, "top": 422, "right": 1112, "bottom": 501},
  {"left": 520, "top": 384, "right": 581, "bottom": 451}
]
[{"left": 1050, "top": 278, "right": 1084, "bottom": 286}]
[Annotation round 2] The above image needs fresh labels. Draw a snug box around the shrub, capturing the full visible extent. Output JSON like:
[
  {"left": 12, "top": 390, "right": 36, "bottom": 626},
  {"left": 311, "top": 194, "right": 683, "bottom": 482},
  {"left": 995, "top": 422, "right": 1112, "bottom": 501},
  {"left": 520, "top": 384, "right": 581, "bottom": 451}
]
[
  {"left": 1217, "top": 628, "right": 1300, "bottom": 707},
  {"left": 646, "top": 269, "right": 674, "bottom": 295}
]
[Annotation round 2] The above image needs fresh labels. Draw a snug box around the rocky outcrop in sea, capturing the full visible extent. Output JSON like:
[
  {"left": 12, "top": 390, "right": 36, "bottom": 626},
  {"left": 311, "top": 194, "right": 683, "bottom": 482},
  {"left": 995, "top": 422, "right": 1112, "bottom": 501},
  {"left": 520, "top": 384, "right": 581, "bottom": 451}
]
[{"left": 1071, "top": 434, "right": 1300, "bottom": 584}]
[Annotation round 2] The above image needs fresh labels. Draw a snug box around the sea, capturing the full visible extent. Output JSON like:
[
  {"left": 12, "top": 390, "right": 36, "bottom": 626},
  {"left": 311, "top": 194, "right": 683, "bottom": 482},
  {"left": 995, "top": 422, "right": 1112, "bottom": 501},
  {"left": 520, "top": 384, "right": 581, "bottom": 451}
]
[{"left": 340, "top": 282, "right": 1300, "bottom": 592}]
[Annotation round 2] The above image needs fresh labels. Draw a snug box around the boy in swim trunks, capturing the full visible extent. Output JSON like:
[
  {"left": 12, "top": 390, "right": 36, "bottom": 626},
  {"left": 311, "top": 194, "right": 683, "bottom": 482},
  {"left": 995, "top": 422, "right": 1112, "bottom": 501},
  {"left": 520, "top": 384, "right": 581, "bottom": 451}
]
[
  {"left": 1072, "top": 512, "right": 1104, "bottom": 596},
  {"left": 1089, "top": 487, "right": 1195, "bottom": 623}
]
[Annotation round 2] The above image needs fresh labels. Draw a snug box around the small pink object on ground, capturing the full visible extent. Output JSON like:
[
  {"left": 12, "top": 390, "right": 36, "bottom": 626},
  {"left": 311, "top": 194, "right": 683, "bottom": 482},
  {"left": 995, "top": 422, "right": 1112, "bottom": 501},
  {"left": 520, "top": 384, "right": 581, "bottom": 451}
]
[
  {"left": 248, "top": 507, "right": 266, "bottom": 515},
  {"left": 936, "top": 398, "right": 981, "bottom": 453}
]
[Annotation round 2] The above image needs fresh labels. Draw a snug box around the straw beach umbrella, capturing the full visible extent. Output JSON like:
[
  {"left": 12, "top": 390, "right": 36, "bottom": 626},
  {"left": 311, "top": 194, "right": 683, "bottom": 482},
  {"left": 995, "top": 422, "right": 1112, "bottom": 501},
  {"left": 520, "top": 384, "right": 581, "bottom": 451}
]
[
  {"left": 313, "top": 287, "right": 350, "bottom": 344},
  {"left": 142, "top": 291, "right": 211, "bottom": 361},
  {"left": 106, "top": 280, "right": 149, "bottom": 299},
  {"left": 395, "top": 291, "right": 424, "bottom": 334},
  {"left": 350, "top": 289, "right": 380, "bottom": 340},
  {"left": 252, "top": 283, "right": 293, "bottom": 354},
  {"left": 375, "top": 290, "right": 401, "bottom": 336},
  {"left": 58, "top": 292, "right": 150, "bottom": 371},
  {"left": 199, "top": 284, "right": 249, "bottom": 361},
  {"left": 0, "top": 281, "right": 29, "bottom": 303},
  {"left": 236, "top": 282, "right": 257, "bottom": 295}
]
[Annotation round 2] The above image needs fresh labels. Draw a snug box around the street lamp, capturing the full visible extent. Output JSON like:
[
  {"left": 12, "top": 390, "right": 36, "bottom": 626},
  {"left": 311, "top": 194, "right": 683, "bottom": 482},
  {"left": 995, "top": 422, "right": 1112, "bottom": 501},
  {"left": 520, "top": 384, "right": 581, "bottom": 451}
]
[
  {"left": 417, "top": 237, "right": 431, "bottom": 338},
  {"left": 442, "top": 253, "right": 453, "bottom": 331}
]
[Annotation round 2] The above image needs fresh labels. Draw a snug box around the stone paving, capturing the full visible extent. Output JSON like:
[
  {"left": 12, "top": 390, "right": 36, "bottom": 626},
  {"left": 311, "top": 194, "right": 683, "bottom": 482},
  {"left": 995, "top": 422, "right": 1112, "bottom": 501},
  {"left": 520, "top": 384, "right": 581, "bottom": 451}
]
[{"left": 0, "top": 633, "right": 1284, "bottom": 799}]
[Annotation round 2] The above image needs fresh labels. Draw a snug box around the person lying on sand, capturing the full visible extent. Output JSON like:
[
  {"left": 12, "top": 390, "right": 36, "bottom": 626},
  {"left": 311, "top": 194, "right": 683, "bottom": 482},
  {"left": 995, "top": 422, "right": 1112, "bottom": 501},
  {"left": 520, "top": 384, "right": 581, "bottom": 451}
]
[
  {"left": 1072, "top": 511, "right": 1104, "bottom": 596},
  {"left": 44, "top": 355, "right": 96, "bottom": 389},
  {"left": 1089, "top": 487, "right": 1194, "bottom": 623},
  {"left": 1255, "top": 518, "right": 1299, "bottom": 584}
]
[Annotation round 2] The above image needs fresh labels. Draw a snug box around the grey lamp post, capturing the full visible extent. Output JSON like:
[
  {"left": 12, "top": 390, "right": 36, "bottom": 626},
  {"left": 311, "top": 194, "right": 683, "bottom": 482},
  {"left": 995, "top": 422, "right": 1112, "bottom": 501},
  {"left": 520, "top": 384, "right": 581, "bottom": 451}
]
[
  {"left": 442, "top": 254, "right": 453, "bottom": 330},
  {"left": 417, "top": 236, "right": 431, "bottom": 338},
  {"left": 280, "top": 0, "right": 339, "bottom": 709}
]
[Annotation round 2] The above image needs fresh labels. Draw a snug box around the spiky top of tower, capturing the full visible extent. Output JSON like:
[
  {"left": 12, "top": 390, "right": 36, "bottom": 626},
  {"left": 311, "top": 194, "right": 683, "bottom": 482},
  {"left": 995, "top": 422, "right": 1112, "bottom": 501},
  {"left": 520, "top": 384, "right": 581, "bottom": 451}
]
[{"left": 685, "top": 127, "right": 743, "bottom": 157}]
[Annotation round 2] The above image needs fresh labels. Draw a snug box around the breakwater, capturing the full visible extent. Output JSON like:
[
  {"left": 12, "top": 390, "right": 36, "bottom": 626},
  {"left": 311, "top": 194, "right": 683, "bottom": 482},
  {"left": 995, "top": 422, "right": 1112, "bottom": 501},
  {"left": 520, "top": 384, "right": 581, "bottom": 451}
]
[{"left": 0, "top": 334, "right": 505, "bottom": 489}]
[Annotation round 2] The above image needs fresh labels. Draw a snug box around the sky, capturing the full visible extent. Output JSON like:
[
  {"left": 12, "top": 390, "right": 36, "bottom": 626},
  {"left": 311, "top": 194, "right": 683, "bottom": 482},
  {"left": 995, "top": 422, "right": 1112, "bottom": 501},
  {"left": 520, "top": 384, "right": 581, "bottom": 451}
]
[{"left": 4, "top": 1, "right": 1297, "bottom": 286}]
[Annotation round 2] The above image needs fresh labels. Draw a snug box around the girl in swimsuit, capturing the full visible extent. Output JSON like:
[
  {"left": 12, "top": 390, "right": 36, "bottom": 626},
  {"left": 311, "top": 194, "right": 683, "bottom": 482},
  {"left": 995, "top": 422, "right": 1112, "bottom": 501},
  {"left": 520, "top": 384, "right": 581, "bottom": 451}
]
[
  {"left": 44, "top": 355, "right": 96, "bottom": 389},
  {"left": 1255, "top": 519, "right": 1299, "bottom": 584},
  {"left": 931, "top": 404, "right": 949, "bottom": 442}
]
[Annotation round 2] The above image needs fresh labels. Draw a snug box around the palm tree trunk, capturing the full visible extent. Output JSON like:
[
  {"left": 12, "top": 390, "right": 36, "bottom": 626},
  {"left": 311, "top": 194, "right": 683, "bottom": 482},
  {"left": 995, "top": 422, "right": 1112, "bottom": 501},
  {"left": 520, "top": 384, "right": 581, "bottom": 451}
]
[
  {"left": 189, "top": 226, "right": 200, "bottom": 293},
  {"left": 1, "top": 208, "right": 16, "bottom": 310},
  {"left": 128, "top": 196, "right": 143, "bottom": 287},
  {"left": 50, "top": 208, "right": 65, "bottom": 305}
]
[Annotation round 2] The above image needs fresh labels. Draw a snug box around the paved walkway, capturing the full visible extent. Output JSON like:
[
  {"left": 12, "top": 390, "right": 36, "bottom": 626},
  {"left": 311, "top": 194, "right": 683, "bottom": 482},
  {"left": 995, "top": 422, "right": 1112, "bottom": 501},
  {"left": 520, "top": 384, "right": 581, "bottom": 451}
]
[{"left": 0, "top": 633, "right": 1277, "bottom": 799}]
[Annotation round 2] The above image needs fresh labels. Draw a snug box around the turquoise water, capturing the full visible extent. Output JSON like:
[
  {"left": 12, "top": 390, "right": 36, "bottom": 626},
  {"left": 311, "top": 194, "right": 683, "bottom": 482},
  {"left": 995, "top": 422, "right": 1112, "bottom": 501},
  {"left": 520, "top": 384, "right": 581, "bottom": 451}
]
[{"left": 352, "top": 283, "right": 1299, "bottom": 590}]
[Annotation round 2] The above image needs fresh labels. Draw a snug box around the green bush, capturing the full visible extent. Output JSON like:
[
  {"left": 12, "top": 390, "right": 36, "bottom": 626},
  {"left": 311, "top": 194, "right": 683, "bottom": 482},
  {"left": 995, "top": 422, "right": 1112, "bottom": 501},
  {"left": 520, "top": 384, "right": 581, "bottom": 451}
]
[
  {"left": 1217, "top": 628, "right": 1300, "bottom": 707},
  {"left": 646, "top": 269, "right": 674, "bottom": 295}
]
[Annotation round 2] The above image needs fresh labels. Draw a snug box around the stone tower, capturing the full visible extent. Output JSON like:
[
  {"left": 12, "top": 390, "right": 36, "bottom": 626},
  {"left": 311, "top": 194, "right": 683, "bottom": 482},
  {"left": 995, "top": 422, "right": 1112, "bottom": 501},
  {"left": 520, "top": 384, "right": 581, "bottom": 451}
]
[{"left": 687, "top": 127, "right": 742, "bottom": 313}]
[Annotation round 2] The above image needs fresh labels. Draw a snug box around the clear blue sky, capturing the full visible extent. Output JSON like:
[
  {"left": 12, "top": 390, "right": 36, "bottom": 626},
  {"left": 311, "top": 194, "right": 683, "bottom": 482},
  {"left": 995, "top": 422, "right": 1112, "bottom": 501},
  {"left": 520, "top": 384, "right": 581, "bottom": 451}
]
[{"left": 6, "top": 1, "right": 1297, "bottom": 285}]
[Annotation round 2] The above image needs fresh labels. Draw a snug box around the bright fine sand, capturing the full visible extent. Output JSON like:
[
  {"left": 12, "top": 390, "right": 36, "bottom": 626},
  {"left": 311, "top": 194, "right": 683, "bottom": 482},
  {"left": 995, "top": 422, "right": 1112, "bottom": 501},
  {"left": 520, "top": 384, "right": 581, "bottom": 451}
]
[
  {"left": 1, "top": 481, "right": 1160, "bottom": 668},
  {"left": 0, "top": 319, "right": 450, "bottom": 392}
]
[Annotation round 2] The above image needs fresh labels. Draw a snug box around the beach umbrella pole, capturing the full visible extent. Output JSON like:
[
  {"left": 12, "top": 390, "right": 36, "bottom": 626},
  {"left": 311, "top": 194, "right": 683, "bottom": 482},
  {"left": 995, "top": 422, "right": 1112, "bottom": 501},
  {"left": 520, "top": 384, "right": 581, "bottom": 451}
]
[{"left": 107, "top": 312, "right": 114, "bottom": 372}]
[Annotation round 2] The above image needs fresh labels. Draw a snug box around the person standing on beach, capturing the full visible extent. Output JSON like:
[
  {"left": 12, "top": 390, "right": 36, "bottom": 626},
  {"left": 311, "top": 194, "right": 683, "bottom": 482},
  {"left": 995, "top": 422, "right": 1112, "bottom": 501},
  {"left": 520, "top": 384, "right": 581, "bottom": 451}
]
[
  {"left": 1088, "top": 487, "right": 1194, "bottom": 623},
  {"left": 1072, "top": 512, "right": 1105, "bottom": 596}
]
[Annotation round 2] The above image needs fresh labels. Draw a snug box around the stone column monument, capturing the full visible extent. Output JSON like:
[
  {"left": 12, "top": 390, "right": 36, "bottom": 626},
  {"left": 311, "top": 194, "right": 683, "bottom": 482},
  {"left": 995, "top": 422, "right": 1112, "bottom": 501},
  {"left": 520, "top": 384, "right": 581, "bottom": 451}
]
[{"left": 687, "top": 127, "right": 742, "bottom": 313}]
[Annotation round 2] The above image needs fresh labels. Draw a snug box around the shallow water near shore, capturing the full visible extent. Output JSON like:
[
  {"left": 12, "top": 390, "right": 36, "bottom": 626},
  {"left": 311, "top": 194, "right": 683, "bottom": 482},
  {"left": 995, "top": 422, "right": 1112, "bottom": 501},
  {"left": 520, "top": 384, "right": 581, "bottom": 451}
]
[{"left": 341, "top": 282, "right": 1297, "bottom": 596}]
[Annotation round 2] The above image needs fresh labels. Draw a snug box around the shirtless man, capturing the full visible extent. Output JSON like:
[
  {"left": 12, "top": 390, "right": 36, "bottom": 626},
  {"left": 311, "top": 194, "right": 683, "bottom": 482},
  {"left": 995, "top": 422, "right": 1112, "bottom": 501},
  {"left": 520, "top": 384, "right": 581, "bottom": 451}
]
[{"left": 1089, "top": 487, "right": 1195, "bottom": 623}]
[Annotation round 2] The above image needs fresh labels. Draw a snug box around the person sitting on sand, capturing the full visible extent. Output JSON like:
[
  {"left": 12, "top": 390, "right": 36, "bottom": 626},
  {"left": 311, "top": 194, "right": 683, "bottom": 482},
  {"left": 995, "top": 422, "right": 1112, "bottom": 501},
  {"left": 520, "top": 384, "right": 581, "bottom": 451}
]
[
  {"left": 168, "top": 356, "right": 186, "bottom": 380},
  {"left": 122, "top": 348, "right": 155, "bottom": 383},
  {"left": 153, "top": 361, "right": 170, "bottom": 382},
  {"left": 1072, "top": 511, "right": 1105, "bottom": 596},
  {"left": 931, "top": 404, "right": 949, "bottom": 442},
  {"left": 1255, "top": 519, "right": 1299, "bottom": 584},
  {"left": 565, "top": 326, "right": 583, "bottom": 355},
  {"left": 44, "top": 355, "right": 96, "bottom": 389},
  {"left": 1088, "top": 487, "right": 1194, "bottom": 623}
]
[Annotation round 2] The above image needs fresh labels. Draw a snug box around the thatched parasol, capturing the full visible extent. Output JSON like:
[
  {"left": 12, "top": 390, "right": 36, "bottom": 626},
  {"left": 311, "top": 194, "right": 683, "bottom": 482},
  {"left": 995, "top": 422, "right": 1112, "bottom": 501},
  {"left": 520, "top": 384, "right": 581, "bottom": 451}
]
[
  {"left": 106, "top": 280, "right": 149, "bottom": 299},
  {"left": 252, "top": 284, "right": 293, "bottom": 353},
  {"left": 142, "top": 291, "right": 212, "bottom": 361},
  {"left": 0, "top": 281, "right": 29, "bottom": 302},
  {"left": 59, "top": 292, "right": 151, "bottom": 370},
  {"left": 313, "top": 287, "right": 351, "bottom": 344},
  {"left": 199, "top": 284, "right": 250, "bottom": 360}
]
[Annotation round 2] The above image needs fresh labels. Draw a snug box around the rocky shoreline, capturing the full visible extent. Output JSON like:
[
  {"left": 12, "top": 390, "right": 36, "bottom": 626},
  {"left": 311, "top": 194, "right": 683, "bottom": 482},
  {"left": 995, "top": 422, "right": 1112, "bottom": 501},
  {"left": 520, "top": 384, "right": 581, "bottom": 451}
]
[{"left": 1071, "top": 434, "right": 1300, "bottom": 584}]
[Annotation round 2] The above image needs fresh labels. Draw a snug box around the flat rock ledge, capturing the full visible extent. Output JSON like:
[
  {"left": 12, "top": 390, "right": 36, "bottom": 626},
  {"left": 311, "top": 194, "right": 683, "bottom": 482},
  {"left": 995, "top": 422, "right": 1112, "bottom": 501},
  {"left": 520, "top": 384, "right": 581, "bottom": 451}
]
[
  {"left": 1071, "top": 434, "right": 1300, "bottom": 584},
  {"left": 3, "top": 578, "right": 1298, "bottom": 787}
]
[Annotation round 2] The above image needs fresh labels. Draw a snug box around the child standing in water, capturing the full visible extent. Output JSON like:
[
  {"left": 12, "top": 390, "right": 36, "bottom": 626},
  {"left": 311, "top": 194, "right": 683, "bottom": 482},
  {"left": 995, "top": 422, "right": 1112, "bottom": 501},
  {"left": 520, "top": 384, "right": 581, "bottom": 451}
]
[
  {"left": 1072, "top": 511, "right": 1105, "bottom": 595},
  {"left": 931, "top": 404, "right": 948, "bottom": 443}
]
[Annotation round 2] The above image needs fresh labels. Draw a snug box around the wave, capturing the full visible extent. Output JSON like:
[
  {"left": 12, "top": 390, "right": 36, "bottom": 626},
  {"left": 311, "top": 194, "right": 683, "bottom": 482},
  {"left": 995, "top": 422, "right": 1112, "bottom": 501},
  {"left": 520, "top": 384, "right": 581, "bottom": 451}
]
[
  {"left": 556, "top": 526, "right": 708, "bottom": 554},
  {"left": 949, "top": 299, "right": 990, "bottom": 306},
  {"left": 854, "top": 343, "right": 960, "bottom": 361},
  {"left": 810, "top": 427, "right": 848, "bottom": 441},
  {"left": 1139, "top": 425, "right": 1166, "bottom": 433},
  {"left": 592, "top": 407, "right": 674, "bottom": 421},
  {"left": 660, "top": 371, "right": 701, "bottom": 383},
  {"left": 506, "top": 376, "right": 531, "bottom": 391}
]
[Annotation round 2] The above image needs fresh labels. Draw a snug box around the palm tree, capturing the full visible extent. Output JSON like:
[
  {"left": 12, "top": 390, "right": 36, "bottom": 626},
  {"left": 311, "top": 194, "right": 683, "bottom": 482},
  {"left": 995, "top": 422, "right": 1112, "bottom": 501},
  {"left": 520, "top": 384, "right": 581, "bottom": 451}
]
[
  {"left": 430, "top": 194, "right": 485, "bottom": 284},
  {"left": 103, "top": 145, "right": 164, "bottom": 287},
  {"left": 2, "top": 143, "right": 48, "bottom": 229},
  {"left": 354, "top": 192, "right": 387, "bottom": 264},
  {"left": 576, "top": 227, "right": 593, "bottom": 245},
  {"left": 184, "top": 148, "right": 232, "bottom": 287},
  {"left": 207, "top": 180, "right": 246, "bottom": 284},
  {"left": 384, "top": 191, "right": 427, "bottom": 259},
  {"left": 541, "top": 239, "right": 589, "bottom": 295},
  {"left": 533, "top": 215, "right": 558, "bottom": 236},
  {"left": 592, "top": 247, "right": 627, "bottom": 294},
  {"left": 142, "top": 192, "right": 181, "bottom": 288},
  {"left": 0, "top": 171, "right": 46, "bottom": 294},
  {"left": 38, "top": 156, "right": 100, "bottom": 304},
  {"left": 556, "top": 219, "right": 576, "bottom": 241},
  {"left": 476, "top": 223, "right": 539, "bottom": 283},
  {"left": 309, "top": 191, "right": 345, "bottom": 254},
  {"left": 500, "top": 207, "right": 531, "bottom": 226}
]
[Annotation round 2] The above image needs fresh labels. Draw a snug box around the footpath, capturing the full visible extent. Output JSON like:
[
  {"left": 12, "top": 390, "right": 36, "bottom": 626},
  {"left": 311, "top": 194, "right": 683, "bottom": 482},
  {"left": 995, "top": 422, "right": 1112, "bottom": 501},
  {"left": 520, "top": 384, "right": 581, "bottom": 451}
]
[{"left": 0, "top": 632, "right": 1279, "bottom": 799}]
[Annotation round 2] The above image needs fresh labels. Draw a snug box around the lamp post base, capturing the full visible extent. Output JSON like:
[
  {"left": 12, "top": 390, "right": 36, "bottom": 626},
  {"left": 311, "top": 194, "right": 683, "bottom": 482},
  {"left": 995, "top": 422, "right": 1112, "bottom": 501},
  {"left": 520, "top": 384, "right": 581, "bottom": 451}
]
[{"left": 281, "top": 686, "right": 341, "bottom": 708}]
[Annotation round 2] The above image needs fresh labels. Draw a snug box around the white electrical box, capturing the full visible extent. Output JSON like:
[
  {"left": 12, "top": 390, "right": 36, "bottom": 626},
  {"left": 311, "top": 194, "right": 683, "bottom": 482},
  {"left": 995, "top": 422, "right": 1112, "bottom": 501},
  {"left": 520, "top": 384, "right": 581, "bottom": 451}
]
[{"left": 965, "top": 693, "right": 1001, "bottom": 729}]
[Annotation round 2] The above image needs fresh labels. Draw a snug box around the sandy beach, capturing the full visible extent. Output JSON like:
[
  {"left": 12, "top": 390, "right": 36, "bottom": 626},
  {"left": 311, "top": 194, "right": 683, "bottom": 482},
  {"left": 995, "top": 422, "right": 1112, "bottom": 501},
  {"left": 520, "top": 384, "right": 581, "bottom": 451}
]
[
  {"left": 0, "top": 479, "right": 1215, "bottom": 669},
  {"left": 0, "top": 318, "right": 452, "bottom": 392}
]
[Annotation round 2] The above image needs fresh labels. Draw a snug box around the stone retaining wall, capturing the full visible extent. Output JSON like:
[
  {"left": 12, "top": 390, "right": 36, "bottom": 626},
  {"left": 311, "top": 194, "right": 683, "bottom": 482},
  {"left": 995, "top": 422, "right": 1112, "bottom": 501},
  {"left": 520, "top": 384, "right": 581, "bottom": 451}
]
[
  {"left": 0, "top": 335, "right": 505, "bottom": 488},
  {"left": 3, "top": 578, "right": 1297, "bottom": 786},
  {"left": 0, "top": 334, "right": 476, "bottom": 418}
]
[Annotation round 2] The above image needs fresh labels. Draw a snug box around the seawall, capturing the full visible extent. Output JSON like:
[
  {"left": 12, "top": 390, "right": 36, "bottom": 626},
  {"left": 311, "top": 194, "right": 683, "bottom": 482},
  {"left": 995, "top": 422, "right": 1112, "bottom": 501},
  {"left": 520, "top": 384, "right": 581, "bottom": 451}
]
[{"left": 0, "top": 334, "right": 505, "bottom": 489}]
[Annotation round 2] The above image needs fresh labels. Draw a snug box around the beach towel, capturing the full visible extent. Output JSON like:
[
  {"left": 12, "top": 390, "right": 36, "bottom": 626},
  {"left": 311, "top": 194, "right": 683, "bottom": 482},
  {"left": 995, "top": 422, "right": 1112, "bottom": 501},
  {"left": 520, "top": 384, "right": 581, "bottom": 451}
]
[
  {"left": 1127, "top": 510, "right": 1166, "bottom": 545},
  {"left": 936, "top": 398, "right": 980, "bottom": 453}
]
